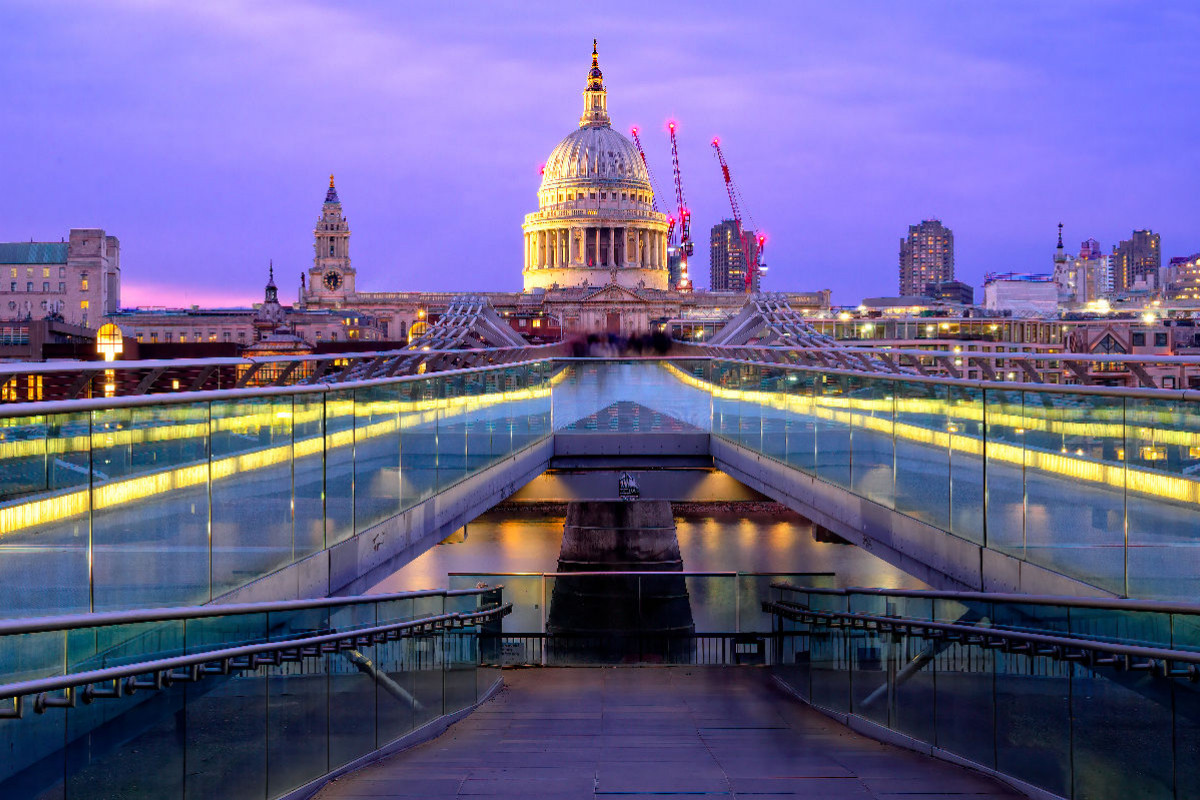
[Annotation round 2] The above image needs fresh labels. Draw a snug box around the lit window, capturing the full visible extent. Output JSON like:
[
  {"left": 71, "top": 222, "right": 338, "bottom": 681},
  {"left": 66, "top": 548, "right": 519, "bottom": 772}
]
[
  {"left": 42, "top": 268, "right": 50, "bottom": 278},
  {"left": 80, "top": 300, "right": 89, "bottom": 310},
  {"left": 81, "top": 278, "right": 89, "bottom": 291}
]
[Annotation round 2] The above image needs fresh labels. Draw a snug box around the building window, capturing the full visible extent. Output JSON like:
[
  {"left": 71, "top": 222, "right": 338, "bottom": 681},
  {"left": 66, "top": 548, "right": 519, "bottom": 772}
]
[
  {"left": 9, "top": 282, "right": 15, "bottom": 292},
  {"left": 1132, "top": 332, "right": 1146, "bottom": 346},
  {"left": 81, "top": 278, "right": 89, "bottom": 291},
  {"left": 59, "top": 267, "right": 65, "bottom": 278},
  {"left": 42, "top": 268, "right": 50, "bottom": 278},
  {"left": 80, "top": 300, "right": 89, "bottom": 310},
  {"left": 150, "top": 333, "right": 159, "bottom": 343},
  {"left": 223, "top": 331, "right": 231, "bottom": 342},
  {"left": 26, "top": 282, "right": 32, "bottom": 292},
  {"left": 165, "top": 332, "right": 172, "bottom": 342},
  {"left": 58, "top": 282, "right": 65, "bottom": 292},
  {"left": 1155, "top": 332, "right": 1168, "bottom": 347},
  {"left": 42, "top": 282, "right": 49, "bottom": 292}
]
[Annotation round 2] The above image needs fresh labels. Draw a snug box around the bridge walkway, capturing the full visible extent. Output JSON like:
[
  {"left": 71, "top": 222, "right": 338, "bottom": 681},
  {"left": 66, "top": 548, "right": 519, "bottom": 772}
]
[{"left": 314, "top": 668, "right": 1020, "bottom": 799}]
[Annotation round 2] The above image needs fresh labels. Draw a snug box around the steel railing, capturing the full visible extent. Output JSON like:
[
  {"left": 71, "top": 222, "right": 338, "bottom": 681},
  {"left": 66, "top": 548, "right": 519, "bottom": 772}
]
[
  {"left": 764, "top": 600, "right": 1200, "bottom": 679},
  {"left": 0, "top": 603, "right": 511, "bottom": 719}
]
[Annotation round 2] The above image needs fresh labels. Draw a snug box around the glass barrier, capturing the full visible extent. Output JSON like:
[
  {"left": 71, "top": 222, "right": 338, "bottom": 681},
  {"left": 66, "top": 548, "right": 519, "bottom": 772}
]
[
  {"left": 0, "top": 362, "right": 554, "bottom": 619},
  {"left": 0, "top": 590, "right": 497, "bottom": 799},
  {"left": 702, "top": 360, "right": 1200, "bottom": 600},
  {"left": 769, "top": 585, "right": 1200, "bottom": 800},
  {"left": 7, "top": 357, "right": 1200, "bottom": 617}
]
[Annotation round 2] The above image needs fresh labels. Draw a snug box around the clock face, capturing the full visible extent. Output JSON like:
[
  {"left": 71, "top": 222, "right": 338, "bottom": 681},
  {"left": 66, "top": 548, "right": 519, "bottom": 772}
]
[{"left": 323, "top": 271, "right": 342, "bottom": 291}]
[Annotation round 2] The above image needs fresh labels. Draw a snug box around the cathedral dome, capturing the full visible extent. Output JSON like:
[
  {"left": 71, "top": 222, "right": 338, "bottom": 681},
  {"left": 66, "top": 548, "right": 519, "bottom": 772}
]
[
  {"left": 539, "top": 125, "right": 650, "bottom": 191},
  {"left": 522, "top": 41, "right": 671, "bottom": 294}
]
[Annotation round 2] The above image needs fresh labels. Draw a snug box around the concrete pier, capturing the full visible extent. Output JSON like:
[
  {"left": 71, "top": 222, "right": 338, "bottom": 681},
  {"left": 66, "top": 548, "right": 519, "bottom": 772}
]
[{"left": 547, "top": 500, "right": 695, "bottom": 663}]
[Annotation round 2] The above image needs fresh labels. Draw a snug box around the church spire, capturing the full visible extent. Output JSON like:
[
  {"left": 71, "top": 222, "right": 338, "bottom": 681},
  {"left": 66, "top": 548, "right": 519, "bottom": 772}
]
[
  {"left": 325, "top": 173, "right": 340, "bottom": 204},
  {"left": 580, "top": 39, "right": 610, "bottom": 128},
  {"left": 264, "top": 260, "right": 278, "bottom": 304}
]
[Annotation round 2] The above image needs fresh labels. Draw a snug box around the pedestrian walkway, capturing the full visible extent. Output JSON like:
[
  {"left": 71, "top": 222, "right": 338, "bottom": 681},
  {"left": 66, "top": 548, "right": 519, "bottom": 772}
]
[{"left": 314, "top": 668, "right": 1022, "bottom": 799}]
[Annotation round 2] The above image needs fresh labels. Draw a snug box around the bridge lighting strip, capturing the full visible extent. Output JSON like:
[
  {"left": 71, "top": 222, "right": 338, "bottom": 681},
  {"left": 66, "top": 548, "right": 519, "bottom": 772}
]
[
  {"left": 0, "top": 382, "right": 553, "bottom": 537},
  {"left": 665, "top": 364, "right": 1200, "bottom": 506}
]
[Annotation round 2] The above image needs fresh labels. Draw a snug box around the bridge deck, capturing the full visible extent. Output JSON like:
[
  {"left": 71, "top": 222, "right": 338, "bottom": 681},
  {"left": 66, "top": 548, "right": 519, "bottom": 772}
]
[{"left": 314, "top": 668, "right": 1020, "bottom": 799}]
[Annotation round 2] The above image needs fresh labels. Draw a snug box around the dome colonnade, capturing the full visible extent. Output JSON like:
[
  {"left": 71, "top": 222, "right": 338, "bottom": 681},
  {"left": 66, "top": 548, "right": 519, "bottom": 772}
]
[{"left": 522, "top": 42, "right": 670, "bottom": 291}]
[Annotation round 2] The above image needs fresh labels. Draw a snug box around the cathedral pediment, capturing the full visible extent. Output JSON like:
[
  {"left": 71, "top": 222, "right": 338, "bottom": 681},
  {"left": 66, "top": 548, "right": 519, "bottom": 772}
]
[{"left": 579, "top": 284, "right": 648, "bottom": 304}]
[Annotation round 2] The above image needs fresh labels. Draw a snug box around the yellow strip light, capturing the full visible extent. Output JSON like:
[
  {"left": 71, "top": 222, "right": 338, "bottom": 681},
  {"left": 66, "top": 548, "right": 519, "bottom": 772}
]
[
  {"left": 664, "top": 364, "right": 1200, "bottom": 507},
  {"left": 0, "top": 380, "right": 553, "bottom": 536}
]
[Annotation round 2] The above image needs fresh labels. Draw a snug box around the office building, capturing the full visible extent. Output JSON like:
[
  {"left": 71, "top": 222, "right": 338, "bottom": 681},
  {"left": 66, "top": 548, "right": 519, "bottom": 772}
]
[
  {"left": 1112, "top": 230, "right": 1160, "bottom": 292},
  {"left": 899, "top": 219, "right": 954, "bottom": 297},
  {"left": 709, "top": 219, "right": 759, "bottom": 292}
]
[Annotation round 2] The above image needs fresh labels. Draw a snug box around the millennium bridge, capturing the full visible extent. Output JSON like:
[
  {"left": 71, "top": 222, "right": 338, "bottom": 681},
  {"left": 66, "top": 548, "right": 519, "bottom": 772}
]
[{"left": 0, "top": 297, "right": 1197, "bottom": 799}]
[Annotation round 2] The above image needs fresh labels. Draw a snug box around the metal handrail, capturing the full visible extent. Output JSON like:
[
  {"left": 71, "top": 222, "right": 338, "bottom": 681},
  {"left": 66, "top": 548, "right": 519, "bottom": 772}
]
[
  {"left": 450, "top": 571, "right": 832, "bottom": 578},
  {"left": 763, "top": 601, "right": 1200, "bottom": 676},
  {"left": 0, "top": 345, "right": 562, "bottom": 377},
  {"left": 0, "top": 356, "right": 561, "bottom": 417},
  {"left": 0, "top": 603, "right": 512, "bottom": 717},
  {"left": 5, "top": 353, "right": 1200, "bottom": 418},
  {"left": 711, "top": 355, "right": 1199, "bottom": 400},
  {"left": 0, "top": 586, "right": 501, "bottom": 637},
  {"left": 769, "top": 583, "right": 1200, "bottom": 616},
  {"left": 720, "top": 344, "right": 1200, "bottom": 366}
]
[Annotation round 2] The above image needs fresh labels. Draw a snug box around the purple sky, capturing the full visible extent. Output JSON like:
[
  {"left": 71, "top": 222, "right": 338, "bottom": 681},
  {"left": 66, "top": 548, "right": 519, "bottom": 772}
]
[{"left": 5, "top": 1, "right": 1199, "bottom": 307}]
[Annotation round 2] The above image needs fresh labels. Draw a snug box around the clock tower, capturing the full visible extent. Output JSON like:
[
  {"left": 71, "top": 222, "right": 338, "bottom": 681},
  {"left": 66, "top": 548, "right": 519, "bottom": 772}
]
[{"left": 307, "top": 174, "right": 354, "bottom": 305}]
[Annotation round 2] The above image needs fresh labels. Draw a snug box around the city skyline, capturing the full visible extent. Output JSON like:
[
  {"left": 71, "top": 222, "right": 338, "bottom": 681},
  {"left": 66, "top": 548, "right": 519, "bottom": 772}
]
[{"left": 5, "top": 0, "right": 1199, "bottom": 307}]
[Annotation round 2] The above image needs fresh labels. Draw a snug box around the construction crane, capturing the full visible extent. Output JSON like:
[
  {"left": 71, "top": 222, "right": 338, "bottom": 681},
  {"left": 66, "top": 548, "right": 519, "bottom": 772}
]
[
  {"left": 711, "top": 137, "right": 766, "bottom": 293},
  {"left": 630, "top": 127, "right": 675, "bottom": 246},
  {"left": 667, "top": 121, "right": 693, "bottom": 291}
]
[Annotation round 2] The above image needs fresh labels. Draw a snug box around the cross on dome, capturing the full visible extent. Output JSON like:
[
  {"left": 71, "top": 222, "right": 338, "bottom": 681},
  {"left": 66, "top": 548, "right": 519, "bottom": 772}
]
[{"left": 580, "top": 39, "right": 610, "bottom": 128}]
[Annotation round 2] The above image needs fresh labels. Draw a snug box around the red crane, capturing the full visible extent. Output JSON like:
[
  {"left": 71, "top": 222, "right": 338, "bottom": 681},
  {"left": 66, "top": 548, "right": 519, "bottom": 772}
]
[
  {"left": 711, "top": 137, "right": 766, "bottom": 292},
  {"left": 630, "top": 127, "right": 675, "bottom": 246},
  {"left": 667, "top": 121, "right": 693, "bottom": 291}
]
